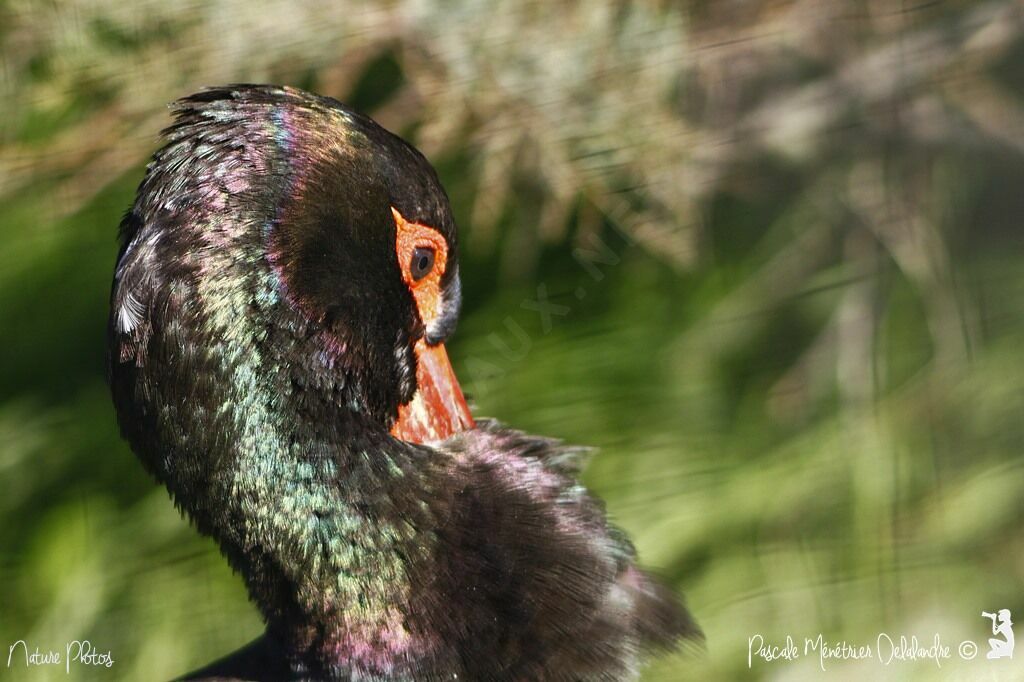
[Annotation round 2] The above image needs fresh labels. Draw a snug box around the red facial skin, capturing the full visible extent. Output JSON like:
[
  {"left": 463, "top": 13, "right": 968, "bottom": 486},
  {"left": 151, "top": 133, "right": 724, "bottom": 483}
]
[{"left": 389, "top": 208, "right": 474, "bottom": 444}]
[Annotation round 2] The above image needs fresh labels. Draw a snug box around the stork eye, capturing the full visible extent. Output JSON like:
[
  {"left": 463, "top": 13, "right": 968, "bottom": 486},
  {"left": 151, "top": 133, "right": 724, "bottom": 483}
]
[{"left": 410, "top": 247, "right": 435, "bottom": 281}]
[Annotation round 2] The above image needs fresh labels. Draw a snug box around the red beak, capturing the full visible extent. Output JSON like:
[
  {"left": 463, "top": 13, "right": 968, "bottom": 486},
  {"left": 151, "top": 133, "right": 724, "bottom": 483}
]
[{"left": 391, "top": 340, "right": 474, "bottom": 444}]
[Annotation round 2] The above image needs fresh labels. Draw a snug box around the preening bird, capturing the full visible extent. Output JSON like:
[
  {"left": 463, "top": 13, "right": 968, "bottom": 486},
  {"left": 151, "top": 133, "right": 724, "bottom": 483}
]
[{"left": 108, "top": 84, "right": 699, "bottom": 681}]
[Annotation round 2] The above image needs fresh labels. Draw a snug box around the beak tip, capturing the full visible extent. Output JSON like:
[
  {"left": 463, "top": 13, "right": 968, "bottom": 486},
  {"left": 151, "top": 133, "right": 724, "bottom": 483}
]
[{"left": 391, "top": 340, "right": 474, "bottom": 444}]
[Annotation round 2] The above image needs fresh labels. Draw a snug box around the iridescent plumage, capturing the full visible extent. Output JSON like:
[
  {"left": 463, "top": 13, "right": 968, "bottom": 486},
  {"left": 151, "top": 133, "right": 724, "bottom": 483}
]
[{"left": 108, "top": 85, "right": 698, "bottom": 681}]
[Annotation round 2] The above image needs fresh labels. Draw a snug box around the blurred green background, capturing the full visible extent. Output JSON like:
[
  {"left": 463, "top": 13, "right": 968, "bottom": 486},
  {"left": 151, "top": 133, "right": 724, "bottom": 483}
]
[{"left": 2, "top": 1, "right": 1024, "bottom": 680}]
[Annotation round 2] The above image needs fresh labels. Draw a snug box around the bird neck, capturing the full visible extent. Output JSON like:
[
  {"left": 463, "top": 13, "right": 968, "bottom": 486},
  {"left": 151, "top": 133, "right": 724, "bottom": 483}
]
[
  {"left": 223, "top": 436, "right": 411, "bottom": 655},
  {"left": 184, "top": 304, "right": 441, "bottom": 673},
  {"left": 210, "top": 423, "right": 441, "bottom": 675}
]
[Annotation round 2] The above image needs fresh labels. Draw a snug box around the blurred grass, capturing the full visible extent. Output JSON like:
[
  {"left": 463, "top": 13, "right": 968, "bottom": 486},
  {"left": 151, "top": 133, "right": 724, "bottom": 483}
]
[{"left": 2, "top": 1, "right": 1024, "bottom": 680}]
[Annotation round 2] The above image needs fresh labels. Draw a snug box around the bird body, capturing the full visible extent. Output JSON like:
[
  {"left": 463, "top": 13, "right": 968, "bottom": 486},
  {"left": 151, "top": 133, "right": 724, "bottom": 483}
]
[{"left": 108, "top": 85, "right": 697, "bottom": 681}]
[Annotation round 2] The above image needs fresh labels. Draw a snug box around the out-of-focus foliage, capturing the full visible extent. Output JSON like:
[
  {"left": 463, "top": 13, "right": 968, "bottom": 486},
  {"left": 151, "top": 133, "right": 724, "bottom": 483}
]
[{"left": 2, "top": 1, "right": 1023, "bottom": 680}]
